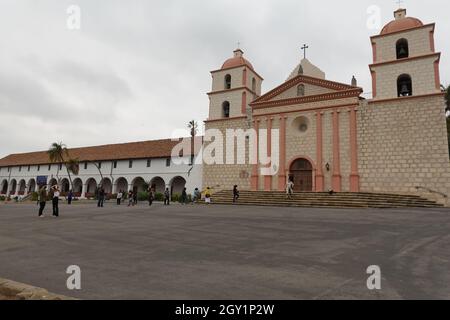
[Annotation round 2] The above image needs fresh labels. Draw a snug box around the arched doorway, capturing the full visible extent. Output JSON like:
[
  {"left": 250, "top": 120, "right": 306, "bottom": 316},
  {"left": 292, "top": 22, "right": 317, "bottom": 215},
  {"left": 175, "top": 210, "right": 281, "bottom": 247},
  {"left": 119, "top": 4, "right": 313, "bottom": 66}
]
[
  {"left": 73, "top": 178, "right": 83, "bottom": 196},
  {"left": 150, "top": 177, "right": 165, "bottom": 193},
  {"left": 85, "top": 178, "right": 97, "bottom": 196},
  {"left": 289, "top": 158, "right": 313, "bottom": 192},
  {"left": 1, "top": 180, "right": 8, "bottom": 195},
  {"left": 61, "top": 178, "right": 70, "bottom": 193},
  {"left": 28, "top": 179, "right": 36, "bottom": 194},
  {"left": 100, "top": 178, "right": 112, "bottom": 194},
  {"left": 170, "top": 176, "right": 186, "bottom": 196},
  {"left": 115, "top": 177, "right": 128, "bottom": 193},
  {"left": 132, "top": 177, "right": 146, "bottom": 194},
  {"left": 18, "top": 180, "right": 26, "bottom": 195},
  {"left": 10, "top": 179, "right": 17, "bottom": 195}
]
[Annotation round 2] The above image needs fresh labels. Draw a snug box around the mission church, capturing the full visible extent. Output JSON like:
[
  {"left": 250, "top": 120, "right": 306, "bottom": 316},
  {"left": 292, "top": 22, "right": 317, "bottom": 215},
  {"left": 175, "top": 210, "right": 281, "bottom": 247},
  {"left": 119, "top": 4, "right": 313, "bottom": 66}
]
[{"left": 1, "top": 8, "right": 450, "bottom": 205}]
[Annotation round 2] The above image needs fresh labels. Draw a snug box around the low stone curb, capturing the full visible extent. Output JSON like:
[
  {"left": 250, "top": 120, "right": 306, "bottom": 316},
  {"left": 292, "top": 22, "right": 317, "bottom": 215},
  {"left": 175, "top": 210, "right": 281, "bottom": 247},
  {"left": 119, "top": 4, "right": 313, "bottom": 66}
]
[{"left": 0, "top": 278, "right": 76, "bottom": 300}]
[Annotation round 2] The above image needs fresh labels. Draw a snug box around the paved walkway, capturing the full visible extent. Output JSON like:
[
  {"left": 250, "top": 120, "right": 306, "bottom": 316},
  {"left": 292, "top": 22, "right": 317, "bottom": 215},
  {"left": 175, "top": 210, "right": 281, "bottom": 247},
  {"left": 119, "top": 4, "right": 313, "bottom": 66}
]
[{"left": 1, "top": 202, "right": 450, "bottom": 299}]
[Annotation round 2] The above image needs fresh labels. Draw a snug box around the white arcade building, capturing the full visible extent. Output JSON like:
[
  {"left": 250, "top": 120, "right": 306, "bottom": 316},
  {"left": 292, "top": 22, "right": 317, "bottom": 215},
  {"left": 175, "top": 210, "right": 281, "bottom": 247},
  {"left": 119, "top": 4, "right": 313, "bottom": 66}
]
[{"left": 0, "top": 138, "right": 202, "bottom": 199}]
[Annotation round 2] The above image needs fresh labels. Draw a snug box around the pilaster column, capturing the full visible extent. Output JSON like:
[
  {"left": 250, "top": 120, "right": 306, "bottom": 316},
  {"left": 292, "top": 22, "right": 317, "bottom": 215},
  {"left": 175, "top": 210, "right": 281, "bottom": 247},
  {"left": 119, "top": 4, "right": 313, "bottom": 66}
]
[
  {"left": 278, "top": 115, "right": 287, "bottom": 191},
  {"left": 264, "top": 117, "right": 273, "bottom": 191},
  {"left": 332, "top": 110, "right": 342, "bottom": 192},
  {"left": 251, "top": 119, "right": 260, "bottom": 190},
  {"left": 315, "top": 111, "right": 324, "bottom": 192},
  {"left": 349, "top": 107, "right": 360, "bottom": 192}
]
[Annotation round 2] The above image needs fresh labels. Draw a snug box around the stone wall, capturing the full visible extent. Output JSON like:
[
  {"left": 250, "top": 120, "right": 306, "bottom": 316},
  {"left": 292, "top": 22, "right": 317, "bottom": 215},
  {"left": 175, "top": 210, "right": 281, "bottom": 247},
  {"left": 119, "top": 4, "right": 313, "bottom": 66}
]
[{"left": 358, "top": 94, "right": 450, "bottom": 205}]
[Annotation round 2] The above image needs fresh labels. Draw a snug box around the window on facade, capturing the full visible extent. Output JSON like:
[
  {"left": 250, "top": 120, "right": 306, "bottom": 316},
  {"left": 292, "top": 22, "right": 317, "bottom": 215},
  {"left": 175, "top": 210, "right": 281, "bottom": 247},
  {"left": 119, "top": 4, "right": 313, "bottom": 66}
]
[
  {"left": 222, "top": 101, "right": 230, "bottom": 118},
  {"left": 297, "top": 84, "right": 305, "bottom": 97},
  {"left": 147, "top": 159, "right": 151, "bottom": 167},
  {"left": 84, "top": 162, "right": 88, "bottom": 170},
  {"left": 37, "top": 165, "right": 40, "bottom": 171},
  {"left": 166, "top": 158, "right": 171, "bottom": 167},
  {"left": 27, "top": 165, "right": 30, "bottom": 172},
  {"left": 8, "top": 167, "right": 11, "bottom": 172},
  {"left": 252, "top": 78, "right": 256, "bottom": 92},
  {"left": 48, "top": 164, "right": 51, "bottom": 171},
  {"left": 59, "top": 163, "right": 63, "bottom": 170},
  {"left": 98, "top": 162, "right": 102, "bottom": 169},
  {"left": 224, "top": 74, "right": 232, "bottom": 89},
  {"left": 396, "top": 38, "right": 409, "bottom": 59},
  {"left": 113, "top": 161, "right": 117, "bottom": 169},
  {"left": 397, "top": 74, "right": 413, "bottom": 97},
  {"left": 129, "top": 160, "right": 133, "bottom": 168},
  {"left": 19, "top": 166, "right": 22, "bottom": 172}
]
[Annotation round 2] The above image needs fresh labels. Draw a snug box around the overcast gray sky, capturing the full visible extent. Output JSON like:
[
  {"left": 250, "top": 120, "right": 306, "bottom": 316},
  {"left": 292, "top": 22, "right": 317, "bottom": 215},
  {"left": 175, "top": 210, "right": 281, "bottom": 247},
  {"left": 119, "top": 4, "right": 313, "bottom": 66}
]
[{"left": 0, "top": 0, "right": 448, "bottom": 158}]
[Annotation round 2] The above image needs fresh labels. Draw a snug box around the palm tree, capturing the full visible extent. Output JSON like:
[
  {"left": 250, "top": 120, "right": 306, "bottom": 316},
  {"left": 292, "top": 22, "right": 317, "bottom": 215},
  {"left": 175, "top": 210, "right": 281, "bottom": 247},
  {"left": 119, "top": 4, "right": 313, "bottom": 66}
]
[
  {"left": 47, "top": 142, "right": 79, "bottom": 191},
  {"left": 187, "top": 120, "right": 198, "bottom": 166}
]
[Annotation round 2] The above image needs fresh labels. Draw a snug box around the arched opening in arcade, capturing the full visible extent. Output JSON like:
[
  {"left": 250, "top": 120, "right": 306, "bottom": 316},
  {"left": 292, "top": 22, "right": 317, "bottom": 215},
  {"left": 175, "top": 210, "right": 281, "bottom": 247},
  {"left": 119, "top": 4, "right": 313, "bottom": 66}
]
[
  {"left": 170, "top": 176, "right": 186, "bottom": 196},
  {"left": 73, "top": 178, "right": 83, "bottom": 196},
  {"left": 1, "top": 180, "right": 8, "bottom": 195},
  {"left": 61, "top": 178, "right": 70, "bottom": 194},
  {"left": 150, "top": 177, "right": 165, "bottom": 194},
  {"left": 132, "top": 177, "right": 146, "bottom": 194},
  {"left": 28, "top": 179, "right": 36, "bottom": 194},
  {"left": 10, "top": 179, "right": 17, "bottom": 195},
  {"left": 100, "top": 178, "right": 113, "bottom": 194},
  {"left": 85, "top": 178, "right": 97, "bottom": 196},
  {"left": 17, "top": 180, "right": 26, "bottom": 195},
  {"left": 115, "top": 177, "right": 128, "bottom": 193}
]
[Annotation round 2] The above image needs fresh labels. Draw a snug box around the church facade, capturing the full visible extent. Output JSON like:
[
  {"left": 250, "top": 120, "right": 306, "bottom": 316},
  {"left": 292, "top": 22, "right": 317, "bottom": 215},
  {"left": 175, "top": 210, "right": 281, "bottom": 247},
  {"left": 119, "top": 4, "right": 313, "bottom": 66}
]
[
  {"left": 203, "top": 8, "right": 450, "bottom": 205},
  {"left": 1, "top": 8, "right": 449, "bottom": 205}
]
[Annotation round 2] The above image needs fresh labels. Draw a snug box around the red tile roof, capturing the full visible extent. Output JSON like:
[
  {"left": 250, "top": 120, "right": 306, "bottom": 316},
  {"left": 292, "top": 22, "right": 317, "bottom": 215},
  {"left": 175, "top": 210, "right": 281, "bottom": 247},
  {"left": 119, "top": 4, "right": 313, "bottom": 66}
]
[{"left": 0, "top": 137, "right": 203, "bottom": 167}]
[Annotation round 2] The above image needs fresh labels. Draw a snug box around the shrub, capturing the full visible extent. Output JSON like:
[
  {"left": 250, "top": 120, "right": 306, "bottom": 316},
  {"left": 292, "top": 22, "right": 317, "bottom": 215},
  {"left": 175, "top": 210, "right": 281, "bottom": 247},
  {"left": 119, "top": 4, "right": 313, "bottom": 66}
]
[
  {"left": 154, "top": 192, "right": 163, "bottom": 201},
  {"left": 0, "top": 196, "right": 5, "bottom": 201},
  {"left": 138, "top": 191, "right": 149, "bottom": 201},
  {"left": 31, "top": 192, "right": 38, "bottom": 202}
]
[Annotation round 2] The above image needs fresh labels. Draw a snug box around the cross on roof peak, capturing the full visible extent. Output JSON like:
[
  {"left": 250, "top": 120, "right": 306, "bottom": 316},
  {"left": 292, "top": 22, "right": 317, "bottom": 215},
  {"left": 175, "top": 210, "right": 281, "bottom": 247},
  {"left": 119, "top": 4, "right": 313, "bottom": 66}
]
[{"left": 301, "top": 44, "right": 309, "bottom": 59}]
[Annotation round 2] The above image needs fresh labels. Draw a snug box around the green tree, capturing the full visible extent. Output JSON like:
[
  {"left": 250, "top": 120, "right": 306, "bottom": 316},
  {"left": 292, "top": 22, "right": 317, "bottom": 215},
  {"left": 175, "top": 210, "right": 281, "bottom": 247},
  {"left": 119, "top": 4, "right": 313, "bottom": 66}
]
[{"left": 47, "top": 142, "right": 79, "bottom": 190}]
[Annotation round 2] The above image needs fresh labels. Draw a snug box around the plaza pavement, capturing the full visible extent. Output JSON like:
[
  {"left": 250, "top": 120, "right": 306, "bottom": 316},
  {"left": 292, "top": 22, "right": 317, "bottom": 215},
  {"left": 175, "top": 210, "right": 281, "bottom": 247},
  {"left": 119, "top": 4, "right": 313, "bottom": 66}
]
[{"left": 0, "top": 201, "right": 450, "bottom": 299}]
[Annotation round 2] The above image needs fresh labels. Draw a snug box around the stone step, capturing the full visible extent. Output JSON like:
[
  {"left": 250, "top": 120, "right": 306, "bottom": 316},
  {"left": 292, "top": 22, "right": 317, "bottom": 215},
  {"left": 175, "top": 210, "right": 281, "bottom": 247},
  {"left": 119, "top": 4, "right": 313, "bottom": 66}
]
[{"left": 209, "top": 190, "right": 443, "bottom": 208}]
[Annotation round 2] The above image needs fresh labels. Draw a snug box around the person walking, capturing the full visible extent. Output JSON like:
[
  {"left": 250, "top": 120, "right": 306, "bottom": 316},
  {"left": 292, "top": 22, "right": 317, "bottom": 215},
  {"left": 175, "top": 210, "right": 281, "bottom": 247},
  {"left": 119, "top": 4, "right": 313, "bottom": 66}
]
[
  {"left": 148, "top": 187, "right": 154, "bottom": 206},
  {"left": 181, "top": 188, "right": 187, "bottom": 205},
  {"left": 164, "top": 188, "right": 170, "bottom": 205},
  {"left": 97, "top": 187, "right": 105, "bottom": 207},
  {"left": 67, "top": 190, "right": 73, "bottom": 205},
  {"left": 52, "top": 186, "right": 60, "bottom": 217},
  {"left": 38, "top": 185, "right": 47, "bottom": 218},
  {"left": 192, "top": 188, "right": 201, "bottom": 204},
  {"left": 117, "top": 190, "right": 123, "bottom": 205},
  {"left": 233, "top": 185, "right": 240, "bottom": 203},
  {"left": 286, "top": 179, "right": 294, "bottom": 199},
  {"left": 133, "top": 191, "right": 138, "bottom": 206},
  {"left": 127, "top": 190, "right": 133, "bottom": 207}
]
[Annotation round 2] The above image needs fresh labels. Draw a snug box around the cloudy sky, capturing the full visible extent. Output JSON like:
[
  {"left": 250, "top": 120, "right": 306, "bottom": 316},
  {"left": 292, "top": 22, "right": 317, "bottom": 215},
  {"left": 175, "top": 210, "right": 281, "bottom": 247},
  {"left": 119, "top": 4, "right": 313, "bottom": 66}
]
[{"left": 0, "top": 0, "right": 448, "bottom": 158}]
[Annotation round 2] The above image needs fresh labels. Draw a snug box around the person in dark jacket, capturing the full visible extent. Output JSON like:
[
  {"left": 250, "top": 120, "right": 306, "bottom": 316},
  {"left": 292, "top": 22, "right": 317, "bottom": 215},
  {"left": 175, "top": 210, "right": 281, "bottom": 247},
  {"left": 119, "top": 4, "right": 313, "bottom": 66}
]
[
  {"left": 38, "top": 185, "right": 47, "bottom": 217},
  {"left": 164, "top": 188, "right": 170, "bottom": 205},
  {"left": 181, "top": 188, "right": 187, "bottom": 205},
  {"left": 233, "top": 185, "right": 240, "bottom": 203},
  {"left": 51, "top": 186, "right": 60, "bottom": 217},
  {"left": 67, "top": 190, "right": 73, "bottom": 205},
  {"left": 97, "top": 187, "right": 105, "bottom": 207}
]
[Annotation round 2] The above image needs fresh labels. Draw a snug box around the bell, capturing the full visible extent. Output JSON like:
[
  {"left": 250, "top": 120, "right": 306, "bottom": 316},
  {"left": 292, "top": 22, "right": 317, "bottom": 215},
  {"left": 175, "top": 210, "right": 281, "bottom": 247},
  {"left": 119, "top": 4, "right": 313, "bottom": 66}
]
[
  {"left": 398, "top": 47, "right": 407, "bottom": 58},
  {"left": 400, "top": 84, "right": 410, "bottom": 96}
]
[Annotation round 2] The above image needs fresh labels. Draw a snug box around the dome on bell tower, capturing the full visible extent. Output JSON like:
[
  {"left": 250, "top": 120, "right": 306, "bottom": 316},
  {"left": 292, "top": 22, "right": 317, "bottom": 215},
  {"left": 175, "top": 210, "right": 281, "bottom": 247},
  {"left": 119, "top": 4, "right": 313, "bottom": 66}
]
[
  {"left": 380, "top": 8, "right": 423, "bottom": 35},
  {"left": 221, "top": 49, "right": 254, "bottom": 70}
]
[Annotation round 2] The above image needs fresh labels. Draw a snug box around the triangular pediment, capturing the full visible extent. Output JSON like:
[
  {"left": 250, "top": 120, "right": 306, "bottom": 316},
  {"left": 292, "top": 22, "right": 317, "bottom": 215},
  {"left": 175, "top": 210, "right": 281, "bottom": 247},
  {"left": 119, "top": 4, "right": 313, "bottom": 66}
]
[{"left": 251, "top": 75, "right": 360, "bottom": 105}]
